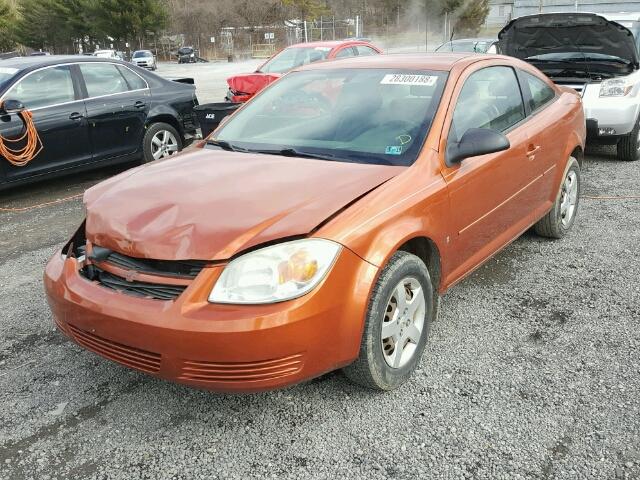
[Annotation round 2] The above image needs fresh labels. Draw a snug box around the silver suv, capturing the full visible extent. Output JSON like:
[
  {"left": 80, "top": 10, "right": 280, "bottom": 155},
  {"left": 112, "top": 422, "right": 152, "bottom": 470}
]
[
  {"left": 498, "top": 13, "right": 640, "bottom": 161},
  {"left": 131, "top": 50, "right": 157, "bottom": 71}
]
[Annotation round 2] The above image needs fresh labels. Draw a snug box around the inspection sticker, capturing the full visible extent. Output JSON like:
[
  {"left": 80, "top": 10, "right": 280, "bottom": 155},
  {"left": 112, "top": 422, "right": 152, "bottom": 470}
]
[
  {"left": 385, "top": 146, "right": 403, "bottom": 155},
  {"left": 380, "top": 74, "right": 437, "bottom": 86},
  {"left": 0, "top": 67, "right": 18, "bottom": 75}
]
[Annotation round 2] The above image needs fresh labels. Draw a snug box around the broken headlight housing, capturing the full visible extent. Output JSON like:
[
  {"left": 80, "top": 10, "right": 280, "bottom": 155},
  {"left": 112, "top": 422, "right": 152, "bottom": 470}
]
[{"left": 209, "top": 239, "right": 341, "bottom": 304}]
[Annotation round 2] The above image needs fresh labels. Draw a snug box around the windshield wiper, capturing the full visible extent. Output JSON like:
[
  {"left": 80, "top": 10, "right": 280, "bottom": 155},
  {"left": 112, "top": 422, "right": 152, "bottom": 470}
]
[
  {"left": 254, "top": 147, "right": 340, "bottom": 162},
  {"left": 206, "top": 139, "right": 246, "bottom": 152}
]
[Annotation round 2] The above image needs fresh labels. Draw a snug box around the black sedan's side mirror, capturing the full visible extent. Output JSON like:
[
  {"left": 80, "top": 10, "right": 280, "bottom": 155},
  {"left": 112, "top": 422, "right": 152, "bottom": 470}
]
[
  {"left": 446, "top": 128, "right": 510, "bottom": 166},
  {"left": 1, "top": 99, "right": 26, "bottom": 115}
]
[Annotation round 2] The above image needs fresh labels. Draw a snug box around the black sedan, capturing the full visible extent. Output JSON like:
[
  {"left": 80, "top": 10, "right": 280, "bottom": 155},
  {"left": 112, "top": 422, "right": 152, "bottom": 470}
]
[{"left": 0, "top": 56, "right": 199, "bottom": 190}]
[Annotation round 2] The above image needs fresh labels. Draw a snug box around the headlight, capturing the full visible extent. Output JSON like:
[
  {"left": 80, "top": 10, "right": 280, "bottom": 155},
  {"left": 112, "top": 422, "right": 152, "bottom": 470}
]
[
  {"left": 190, "top": 53, "right": 195, "bottom": 57},
  {"left": 209, "top": 239, "right": 341, "bottom": 304},
  {"left": 599, "top": 78, "right": 633, "bottom": 97}
]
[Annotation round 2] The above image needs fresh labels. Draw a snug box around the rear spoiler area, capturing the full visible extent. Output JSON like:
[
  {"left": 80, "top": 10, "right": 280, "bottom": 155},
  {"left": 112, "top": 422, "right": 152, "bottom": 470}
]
[{"left": 169, "top": 77, "right": 195, "bottom": 85}]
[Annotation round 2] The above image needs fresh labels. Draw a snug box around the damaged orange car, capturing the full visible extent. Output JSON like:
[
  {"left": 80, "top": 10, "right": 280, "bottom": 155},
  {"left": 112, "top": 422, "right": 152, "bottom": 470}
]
[{"left": 45, "top": 54, "right": 586, "bottom": 393}]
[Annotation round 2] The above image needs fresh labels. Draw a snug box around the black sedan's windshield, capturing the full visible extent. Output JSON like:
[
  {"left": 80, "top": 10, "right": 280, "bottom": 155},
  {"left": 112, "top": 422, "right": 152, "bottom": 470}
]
[{"left": 212, "top": 69, "right": 448, "bottom": 166}]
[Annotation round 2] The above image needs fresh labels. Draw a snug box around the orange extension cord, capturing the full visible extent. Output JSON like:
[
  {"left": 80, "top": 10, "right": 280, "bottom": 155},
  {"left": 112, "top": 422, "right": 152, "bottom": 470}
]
[{"left": 0, "top": 102, "right": 43, "bottom": 167}]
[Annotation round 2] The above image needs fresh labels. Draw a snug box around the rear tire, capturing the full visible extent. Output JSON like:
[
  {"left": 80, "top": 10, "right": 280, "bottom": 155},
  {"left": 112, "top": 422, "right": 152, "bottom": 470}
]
[
  {"left": 142, "top": 122, "right": 182, "bottom": 163},
  {"left": 534, "top": 156, "right": 581, "bottom": 239},
  {"left": 343, "top": 251, "right": 435, "bottom": 391},
  {"left": 617, "top": 117, "right": 640, "bottom": 161}
]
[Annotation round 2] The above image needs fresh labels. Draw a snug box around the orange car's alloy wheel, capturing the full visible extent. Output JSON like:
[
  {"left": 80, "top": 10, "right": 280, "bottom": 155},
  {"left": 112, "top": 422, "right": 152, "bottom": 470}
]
[
  {"left": 381, "top": 277, "right": 426, "bottom": 369},
  {"left": 343, "top": 251, "right": 435, "bottom": 391}
]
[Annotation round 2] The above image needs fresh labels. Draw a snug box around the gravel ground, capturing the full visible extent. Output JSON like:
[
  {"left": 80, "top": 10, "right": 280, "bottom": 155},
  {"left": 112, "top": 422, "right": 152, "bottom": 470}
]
[{"left": 0, "top": 146, "right": 639, "bottom": 480}]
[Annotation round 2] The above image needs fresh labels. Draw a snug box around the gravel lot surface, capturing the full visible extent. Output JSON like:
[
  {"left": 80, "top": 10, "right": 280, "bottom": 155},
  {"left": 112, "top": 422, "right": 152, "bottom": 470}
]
[
  {"left": 156, "top": 59, "right": 264, "bottom": 104},
  {"left": 0, "top": 145, "right": 639, "bottom": 480}
]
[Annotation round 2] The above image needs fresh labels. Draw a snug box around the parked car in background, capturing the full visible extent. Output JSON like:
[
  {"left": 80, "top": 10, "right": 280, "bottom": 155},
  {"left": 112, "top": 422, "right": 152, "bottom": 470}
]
[
  {"left": 225, "top": 39, "right": 382, "bottom": 103},
  {"left": 93, "top": 49, "right": 120, "bottom": 59},
  {"left": 177, "top": 46, "right": 196, "bottom": 64},
  {"left": 131, "top": 50, "right": 157, "bottom": 70},
  {"left": 498, "top": 12, "right": 640, "bottom": 161},
  {"left": 0, "top": 56, "right": 199, "bottom": 190},
  {"left": 29, "top": 51, "right": 51, "bottom": 56},
  {"left": 45, "top": 53, "right": 585, "bottom": 393},
  {"left": 435, "top": 38, "right": 498, "bottom": 53}
]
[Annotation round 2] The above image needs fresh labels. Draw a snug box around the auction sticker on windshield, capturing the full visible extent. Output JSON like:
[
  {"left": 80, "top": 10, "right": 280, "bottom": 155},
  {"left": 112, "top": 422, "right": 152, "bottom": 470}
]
[{"left": 381, "top": 74, "right": 438, "bottom": 86}]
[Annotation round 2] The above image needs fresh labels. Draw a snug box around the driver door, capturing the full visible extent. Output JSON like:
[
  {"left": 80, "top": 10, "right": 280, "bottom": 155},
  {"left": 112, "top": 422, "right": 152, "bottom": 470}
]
[
  {"left": 0, "top": 64, "right": 91, "bottom": 182},
  {"left": 440, "top": 65, "right": 546, "bottom": 286}
]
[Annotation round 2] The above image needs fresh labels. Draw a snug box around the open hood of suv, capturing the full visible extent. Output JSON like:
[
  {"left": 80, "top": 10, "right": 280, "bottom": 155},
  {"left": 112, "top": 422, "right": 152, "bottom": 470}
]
[{"left": 498, "top": 13, "right": 639, "bottom": 74}]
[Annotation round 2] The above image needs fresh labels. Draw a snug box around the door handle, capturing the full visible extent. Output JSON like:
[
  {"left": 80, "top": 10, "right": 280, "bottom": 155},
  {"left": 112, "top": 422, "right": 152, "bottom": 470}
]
[
  {"left": 69, "top": 112, "right": 84, "bottom": 120},
  {"left": 134, "top": 101, "right": 147, "bottom": 109},
  {"left": 526, "top": 145, "right": 541, "bottom": 159}
]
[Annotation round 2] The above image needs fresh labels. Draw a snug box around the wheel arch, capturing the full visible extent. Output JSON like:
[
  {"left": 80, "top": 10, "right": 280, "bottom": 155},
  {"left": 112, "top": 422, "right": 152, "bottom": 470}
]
[
  {"left": 396, "top": 236, "right": 443, "bottom": 294},
  {"left": 146, "top": 108, "right": 184, "bottom": 139}
]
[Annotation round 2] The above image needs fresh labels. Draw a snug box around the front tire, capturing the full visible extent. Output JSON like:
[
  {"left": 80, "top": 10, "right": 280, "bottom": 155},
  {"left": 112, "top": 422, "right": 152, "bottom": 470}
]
[
  {"left": 343, "top": 251, "right": 435, "bottom": 391},
  {"left": 142, "top": 123, "right": 182, "bottom": 163},
  {"left": 534, "top": 156, "right": 581, "bottom": 239},
  {"left": 617, "top": 117, "right": 640, "bottom": 161}
]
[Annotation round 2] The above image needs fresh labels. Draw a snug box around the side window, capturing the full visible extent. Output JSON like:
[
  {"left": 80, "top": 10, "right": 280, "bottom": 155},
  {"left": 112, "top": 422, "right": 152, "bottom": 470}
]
[
  {"left": 523, "top": 71, "right": 555, "bottom": 112},
  {"left": 79, "top": 63, "right": 129, "bottom": 97},
  {"left": 335, "top": 47, "right": 356, "bottom": 58},
  {"left": 5, "top": 66, "right": 75, "bottom": 109},
  {"left": 117, "top": 66, "right": 147, "bottom": 90},
  {"left": 451, "top": 66, "right": 525, "bottom": 140},
  {"left": 356, "top": 45, "right": 378, "bottom": 56}
]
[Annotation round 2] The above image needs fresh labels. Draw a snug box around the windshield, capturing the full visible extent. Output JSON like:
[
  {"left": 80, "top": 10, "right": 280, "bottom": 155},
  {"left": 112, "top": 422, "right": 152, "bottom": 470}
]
[
  {"left": 0, "top": 67, "right": 18, "bottom": 90},
  {"left": 178, "top": 47, "right": 193, "bottom": 55},
  {"left": 133, "top": 51, "right": 152, "bottom": 58},
  {"left": 212, "top": 69, "right": 448, "bottom": 166},
  {"left": 260, "top": 47, "right": 332, "bottom": 74}
]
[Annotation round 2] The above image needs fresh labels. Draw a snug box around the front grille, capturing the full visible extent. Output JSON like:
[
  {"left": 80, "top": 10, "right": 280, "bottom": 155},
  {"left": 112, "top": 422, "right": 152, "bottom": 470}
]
[
  {"left": 81, "top": 266, "right": 187, "bottom": 300},
  {"left": 102, "top": 251, "right": 207, "bottom": 279},
  {"left": 178, "top": 354, "right": 304, "bottom": 383},
  {"left": 68, "top": 324, "right": 161, "bottom": 373}
]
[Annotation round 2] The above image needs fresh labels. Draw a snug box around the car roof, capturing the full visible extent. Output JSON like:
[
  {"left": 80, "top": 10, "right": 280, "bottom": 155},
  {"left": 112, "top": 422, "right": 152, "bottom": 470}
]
[
  {"left": 0, "top": 55, "right": 126, "bottom": 71},
  {"left": 288, "top": 39, "right": 373, "bottom": 49},
  {"left": 297, "top": 52, "right": 487, "bottom": 72}
]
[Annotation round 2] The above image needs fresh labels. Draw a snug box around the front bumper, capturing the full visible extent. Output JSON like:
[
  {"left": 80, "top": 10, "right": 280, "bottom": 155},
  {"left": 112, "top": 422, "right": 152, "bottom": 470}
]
[
  {"left": 582, "top": 83, "right": 640, "bottom": 139},
  {"left": 44, "top": 247, "right": 377, "bottom": 393}
]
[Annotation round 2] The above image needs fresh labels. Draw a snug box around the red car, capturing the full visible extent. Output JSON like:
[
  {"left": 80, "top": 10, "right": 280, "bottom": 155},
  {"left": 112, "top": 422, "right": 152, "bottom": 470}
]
[{"left": 225, "top": 40, "right": 382, "bottom": 103}]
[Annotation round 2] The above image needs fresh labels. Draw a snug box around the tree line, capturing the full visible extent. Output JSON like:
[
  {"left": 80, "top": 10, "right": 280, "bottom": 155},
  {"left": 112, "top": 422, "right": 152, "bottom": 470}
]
[{"left": 0, "top": 0, "right": 490, "bottom": 54}]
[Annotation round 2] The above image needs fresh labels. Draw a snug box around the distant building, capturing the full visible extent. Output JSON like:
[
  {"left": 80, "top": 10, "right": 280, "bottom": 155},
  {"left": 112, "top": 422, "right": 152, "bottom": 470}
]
[{"left": 487, "top": 0, "right": 640, "bottom": 27}]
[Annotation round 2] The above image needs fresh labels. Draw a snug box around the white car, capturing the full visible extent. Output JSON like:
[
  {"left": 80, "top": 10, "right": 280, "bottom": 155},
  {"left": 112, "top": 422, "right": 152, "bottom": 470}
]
[
  {"left": 498, "top": 12, "right": 640, "bottom": 161},
  {"left": 131, "top": 50, "right": 157, "bottom": 70},
  {"left": 93, "top": 49, "right": 120, "bottom": 60}
]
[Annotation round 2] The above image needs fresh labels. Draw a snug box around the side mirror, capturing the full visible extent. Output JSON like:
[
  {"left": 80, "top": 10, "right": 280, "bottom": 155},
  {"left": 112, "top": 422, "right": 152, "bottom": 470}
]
[
  {"left": 446, "top": 128, "right": 510, "bottom": 166},
  {"left": 1, "top": 99, "right": 26, "bottom": 115}
]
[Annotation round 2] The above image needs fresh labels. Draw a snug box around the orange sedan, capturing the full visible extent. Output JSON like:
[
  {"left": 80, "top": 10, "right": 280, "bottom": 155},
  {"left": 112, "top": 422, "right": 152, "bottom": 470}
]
[{"left": 44, "top": 54, "right": 585, "bottom": 392}]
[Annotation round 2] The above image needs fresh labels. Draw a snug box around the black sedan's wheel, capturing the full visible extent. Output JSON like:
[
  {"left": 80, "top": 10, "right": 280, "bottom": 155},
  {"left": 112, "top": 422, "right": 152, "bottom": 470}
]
[
  {"left": 142, "top": 123, "right": 182, "bottom": 163},
  {"left": 617, "top": 116, "right": 640, "bottom": 161},
  {"left": 534, "top": 156, "right": 581, "bottom": 239},
  {"left": 343, "top": 251, "right": 435, "bottom": 391}
]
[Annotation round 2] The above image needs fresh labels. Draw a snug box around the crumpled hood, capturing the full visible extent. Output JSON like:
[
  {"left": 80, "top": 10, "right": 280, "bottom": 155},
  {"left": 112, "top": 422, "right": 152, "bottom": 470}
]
[
  {"left": 498, "top": 13, "right": 639, "bottom": 70},
  {"left": 84, "top": 149, "right": 402, "bottom": 260},
  {"left": 227, "top": 72, "right": 281, "bottom": 95}
]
